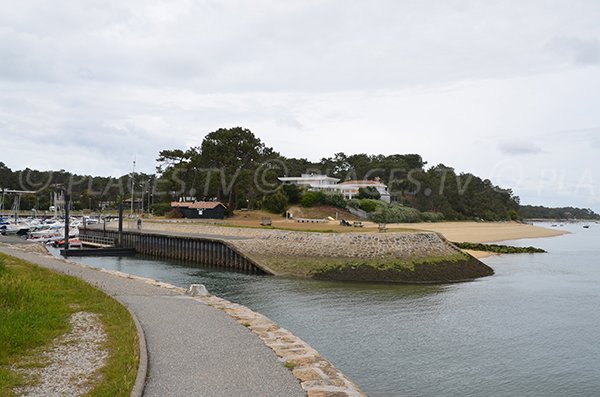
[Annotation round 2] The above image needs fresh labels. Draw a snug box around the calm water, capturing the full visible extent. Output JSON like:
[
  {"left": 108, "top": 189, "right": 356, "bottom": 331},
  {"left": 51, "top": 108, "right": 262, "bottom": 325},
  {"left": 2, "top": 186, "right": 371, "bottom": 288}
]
[{"left": 53, "top": 223, "right": 600, "bottom": 396}]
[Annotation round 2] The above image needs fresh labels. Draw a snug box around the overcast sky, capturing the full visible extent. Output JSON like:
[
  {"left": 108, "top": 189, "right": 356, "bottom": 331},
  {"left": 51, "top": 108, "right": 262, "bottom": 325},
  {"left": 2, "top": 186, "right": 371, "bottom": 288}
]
[{"left": 1, "top": 0, "right": 599, "bottom": 210}]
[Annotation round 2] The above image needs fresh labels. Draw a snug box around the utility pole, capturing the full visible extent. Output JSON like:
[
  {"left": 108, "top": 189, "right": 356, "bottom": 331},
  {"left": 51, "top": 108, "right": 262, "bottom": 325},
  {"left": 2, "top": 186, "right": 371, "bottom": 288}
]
[
  {"left": 130, "top": 158, "right": 136, "bottom": 214},
  {"left": 140, "top": 179, "right": 145, "bottom": 214},
  {"left": 147, "top": 177, "right": 152, "bottom": 212}
]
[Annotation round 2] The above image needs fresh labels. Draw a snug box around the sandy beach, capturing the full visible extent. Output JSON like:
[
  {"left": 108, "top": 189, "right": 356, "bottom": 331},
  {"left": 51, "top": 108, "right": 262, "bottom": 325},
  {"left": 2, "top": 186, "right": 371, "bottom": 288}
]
[{"left": 386, "top": 221, "right": 568, "bottom": 243}]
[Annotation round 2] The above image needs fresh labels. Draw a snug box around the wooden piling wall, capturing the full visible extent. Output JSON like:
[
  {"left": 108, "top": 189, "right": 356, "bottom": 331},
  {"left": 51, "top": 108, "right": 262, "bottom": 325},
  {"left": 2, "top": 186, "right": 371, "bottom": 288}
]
[{"left": 81, "top": 229, "right": 267, "bottom": 274}]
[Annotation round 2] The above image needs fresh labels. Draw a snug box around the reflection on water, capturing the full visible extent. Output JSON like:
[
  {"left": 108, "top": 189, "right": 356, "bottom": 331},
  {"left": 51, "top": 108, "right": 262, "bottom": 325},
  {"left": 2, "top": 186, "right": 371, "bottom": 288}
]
[{"left": 51, "top": 223, "right": 600, "bottom": 396}]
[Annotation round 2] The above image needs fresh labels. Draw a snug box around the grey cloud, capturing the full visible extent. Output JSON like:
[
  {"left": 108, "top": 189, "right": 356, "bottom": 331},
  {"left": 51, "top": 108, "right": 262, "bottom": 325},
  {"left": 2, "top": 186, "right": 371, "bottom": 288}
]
[
  {"left": 547, "top": 36, "right": 600, "bottom": 65},
  {"left": 2, "top": 1, "right": 600, "bottom": 92},
  {"left": 498, "top": 141, "right": 543, "bottom": 156}
]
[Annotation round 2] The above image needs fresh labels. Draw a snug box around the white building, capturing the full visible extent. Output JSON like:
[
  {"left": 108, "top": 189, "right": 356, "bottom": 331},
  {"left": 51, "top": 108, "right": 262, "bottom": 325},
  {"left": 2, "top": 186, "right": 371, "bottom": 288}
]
[
  {"left": 278, "top": 174, "right": 390, "bottom": 203},
  {"left": 335, "top": 179, "right": 391, "bottom": 203},
  {"left": 278, "top": 174, "right": 340, "bottom": 190}
]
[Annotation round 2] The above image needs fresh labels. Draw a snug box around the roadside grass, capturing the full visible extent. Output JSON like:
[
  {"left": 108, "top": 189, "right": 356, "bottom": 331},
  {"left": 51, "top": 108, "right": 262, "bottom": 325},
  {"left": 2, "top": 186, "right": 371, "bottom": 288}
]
[{"left": 0, "top": 253, "right": 138, "bottom": 397}]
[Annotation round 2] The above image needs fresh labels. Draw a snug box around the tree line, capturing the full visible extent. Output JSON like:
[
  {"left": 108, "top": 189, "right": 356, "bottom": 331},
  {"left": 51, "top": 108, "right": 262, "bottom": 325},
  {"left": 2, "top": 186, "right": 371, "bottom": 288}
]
[
  {"left": 519, "top": 205, "right": 600, "bottom": 220},
  {"left": 1, "top": 126, "right": 529, "bottom": 220}
]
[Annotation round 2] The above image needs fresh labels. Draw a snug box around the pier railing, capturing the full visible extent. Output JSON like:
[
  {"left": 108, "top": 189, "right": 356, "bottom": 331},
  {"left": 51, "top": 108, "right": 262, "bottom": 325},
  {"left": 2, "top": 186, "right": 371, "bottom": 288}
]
[{"left": 79, "top": 234, "right": 116, "bottom": 247}]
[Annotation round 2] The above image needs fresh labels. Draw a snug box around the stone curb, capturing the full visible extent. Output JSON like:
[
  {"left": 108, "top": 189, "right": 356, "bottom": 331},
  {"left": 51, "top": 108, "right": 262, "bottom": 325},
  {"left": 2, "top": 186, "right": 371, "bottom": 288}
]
[
  {"left": 194, "top": 294, "right": 367, "bottom": 397},
  {"left": 98, "top": 270, "right": 367, "bottom": 396},
  {"left": 127, "top": 304, "right": 148, "bottom": 397}
]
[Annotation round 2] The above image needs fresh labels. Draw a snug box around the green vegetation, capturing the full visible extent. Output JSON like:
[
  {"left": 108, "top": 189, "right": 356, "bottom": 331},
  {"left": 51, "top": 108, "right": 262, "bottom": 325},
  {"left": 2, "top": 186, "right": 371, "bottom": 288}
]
[
  {"left": 313, "top": 252, "right": 470, "bottom": 273},
  {"left": 261, "top": 190, "right": 289, "bottom": 214},
  {"left": 320, "top": 192, "right": 347, "bottom": 209},
  {"left": 253, "top": 251, "right": 493, "bottom": 283},
  {"left": 300, "top": 191, "right": 324, "bottom": 208},
  {"left": 356, "top": 186, "right": 381, "bottom": 200},
  {"left": 284, "top": 361, "right": 297, "bottom": 370},
  {"left": 0, "top": 253, "right": 138, "bottom": 397},
  {"left": 453, "top": 242, "right": 546, "bottom": 254},
  {"left": 150, "top": 202, "right": 172, "bottom": 216},
  {"left": 165, "top": 208, "right": 183, "bottom": 218},
  {"left": 370, "top": 204, "right": 422, "bottom": 223},
  {"left": 519, "top": 205, "right": 600, "bottom": 220},
  {"left": 252, "top": 251, "right": 470, "bottom": 276},
  {"left": 347, "top": 200, "right": 444, "bottom": 223},
  {"left": 281, "top": 184, "right": 302, "bottom": 205},
  {"left": 1, "top": 127, "right": 524, "bottom": 220}
]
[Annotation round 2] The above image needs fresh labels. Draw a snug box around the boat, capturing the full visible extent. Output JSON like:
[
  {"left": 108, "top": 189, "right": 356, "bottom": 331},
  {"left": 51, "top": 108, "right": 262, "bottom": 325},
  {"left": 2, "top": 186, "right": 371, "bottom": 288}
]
[{"left": 53, "top": 238, "right": 83, "bottom": 248}]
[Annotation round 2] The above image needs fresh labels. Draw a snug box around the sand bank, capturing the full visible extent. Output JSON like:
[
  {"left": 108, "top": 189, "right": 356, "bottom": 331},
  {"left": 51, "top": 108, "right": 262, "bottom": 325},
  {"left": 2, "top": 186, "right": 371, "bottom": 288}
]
[{"left": 386, "top": 221, "right": 568, "bottom": 244}]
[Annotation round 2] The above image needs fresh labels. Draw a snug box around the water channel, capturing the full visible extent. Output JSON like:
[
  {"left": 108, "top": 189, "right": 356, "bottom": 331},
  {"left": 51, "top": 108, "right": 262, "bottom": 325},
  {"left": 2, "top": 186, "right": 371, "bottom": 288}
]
[{"left": 51, "top": 222, "right": 600, "bottom": 396}]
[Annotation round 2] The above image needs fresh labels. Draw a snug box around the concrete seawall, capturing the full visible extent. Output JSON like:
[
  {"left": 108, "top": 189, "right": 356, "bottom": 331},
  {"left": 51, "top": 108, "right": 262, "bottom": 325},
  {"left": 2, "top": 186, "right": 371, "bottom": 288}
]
[{"left": 86, "top": 223, "right": 494, "bottom": 282}]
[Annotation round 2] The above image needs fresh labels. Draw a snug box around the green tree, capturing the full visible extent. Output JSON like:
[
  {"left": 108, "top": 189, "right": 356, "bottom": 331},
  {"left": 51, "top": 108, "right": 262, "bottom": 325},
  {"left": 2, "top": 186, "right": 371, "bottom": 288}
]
[
  {"left": 199, "top": 127, "right": 275, "bottom": 210},
  {"left": 300, "top": 191, "right": 324, "bottom": 207},
  {"left": 262, "top": 190, "right": 289, "bottom": 214},
  {"left": 356, "top": 187, "right": 381, "bottom": 200},
  {"left": 282, "top": 184, "right": 303, "bottom": 204}
]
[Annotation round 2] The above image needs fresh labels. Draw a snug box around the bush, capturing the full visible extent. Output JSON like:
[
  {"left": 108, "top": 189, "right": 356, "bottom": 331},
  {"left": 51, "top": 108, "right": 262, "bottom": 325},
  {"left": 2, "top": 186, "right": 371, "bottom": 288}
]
[
  {"left": 300, "top": 191, "right": 324, "bottom": 207},
  {"left": 359, "top": 199, "right": 379, "bottom": 213},
  {"left": 356, "top": 187, "right": 381, "bottom": 200},
  {"left": 347, "top": 199, "right": 361, "bottom": 209},
  {"left": 165, "top": 208, "right": 183, "bottom": 219},
  {"left": 371, "top": 204, "right": 421, "bottom": 223},
  {"left": 150, "top": 202, "right": 172, "bottom": 216},
  {"left": 507, "top": 210, "right": 520, "bottom": 221},
  {"left": 420, "top": 211, "right": 445, "bottom": 222},
  {"left": 262, "top": 190, "right": 289, "bottom": 214},
  {"left": 321, "top": 192, "right": 347, "bottom": 209},
  {"left": 282, "top": 184, "right": 303, "bottom": 204}
]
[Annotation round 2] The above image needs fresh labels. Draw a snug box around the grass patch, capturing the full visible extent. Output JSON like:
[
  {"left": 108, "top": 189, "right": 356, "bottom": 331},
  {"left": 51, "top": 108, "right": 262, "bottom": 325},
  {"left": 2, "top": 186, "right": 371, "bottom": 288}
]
[
  {"left": 453, "top": 242, "right": 546, "bottom": 254},
  {"left": 284, "top": 361, "right": 296, "bottom": 370},
  {"left": 0, "top": 253, "right": 138, "bottom": 397}
]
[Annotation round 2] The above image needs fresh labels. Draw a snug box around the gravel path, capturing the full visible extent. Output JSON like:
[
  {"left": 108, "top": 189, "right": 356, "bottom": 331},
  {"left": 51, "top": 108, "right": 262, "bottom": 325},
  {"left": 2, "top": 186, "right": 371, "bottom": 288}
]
[
  {"left": 15, "top": 312, "right": 108, "bottom": 397},
  {"left": 0, "top": 245, "right": 305, "bottom": 397}
]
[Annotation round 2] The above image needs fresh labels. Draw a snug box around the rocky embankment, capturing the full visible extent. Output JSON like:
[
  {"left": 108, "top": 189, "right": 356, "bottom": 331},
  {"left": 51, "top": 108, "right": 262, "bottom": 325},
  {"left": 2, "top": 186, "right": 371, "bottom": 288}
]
[
  {"left": 227, "top": 229, "right": 494, "bottom": 283},
  {"left": 104, "top": 221, "right": 494, "bottom": 283}
]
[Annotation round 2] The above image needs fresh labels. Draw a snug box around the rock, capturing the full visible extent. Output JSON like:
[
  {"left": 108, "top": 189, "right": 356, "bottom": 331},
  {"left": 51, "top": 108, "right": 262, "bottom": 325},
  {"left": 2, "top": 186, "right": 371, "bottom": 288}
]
[{"left": 186, "top": 284, "right": 209, "bottom": 296}]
